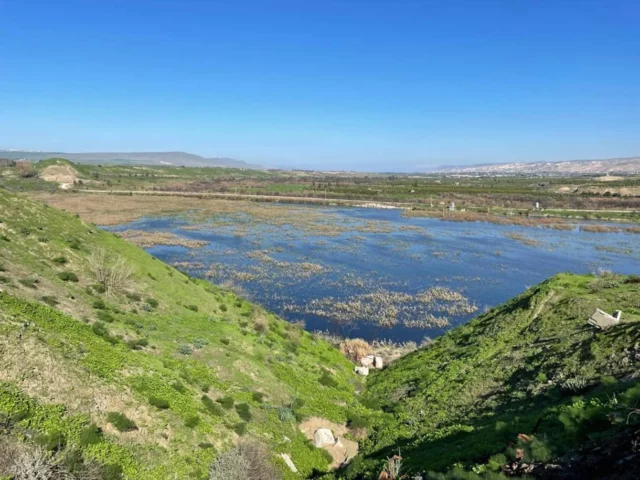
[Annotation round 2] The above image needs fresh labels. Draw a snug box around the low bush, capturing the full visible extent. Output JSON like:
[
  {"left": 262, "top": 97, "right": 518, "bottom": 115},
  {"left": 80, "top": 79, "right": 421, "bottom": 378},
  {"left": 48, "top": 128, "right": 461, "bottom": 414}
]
[
  {"left": 339, "top": 338, "right": 372, "bottom": 362},
  {"left": 97, "top": 310, "right": 115, "bottom": 323},
  {"left": 107, "top": 412, "right": 137, "bottom": 432},
  {"left": 235, "top": 403, "right": 252, "bottom": 422},
  {"left": 18, "top": 277, "right": 37, "bottom": 289},
  {"left": 208, "top": 441, "right": 278, "bottom": 480},
  {"left": 202, "top": 396, "right": 224, "bottom": 416},
  {"left": 178, "top": 344, "right": 193, "bottom": 355},
  {"left": 216, "top": 396, "right": 234, "bottom": 410},
  {"left": 92, "top": 299, "right": 107, "bottom": 309},
  {"left": 41, "top": 296, "right": 59, "bottom": 307},
  {"left": 52, "top": 256, "right": 68, "bottom": 264},
  {"left": 125, "top": 292, "right": 142, "bottom": 301},
  {"left": 185, "top": 304, "right": 199, "bottom": 312},
  {"left": 148, "top": 396, "right": 170, "bottom": 409},
  {"left": 57, "top": 271, "right": 79, "bottom": 282},
  {"left": 185, "top": 415, "right": 200, "bottom": 428},
  {"left": 233, "top": 422, "right": 247, "bottom": 436},
  {"left": 146, "top": 298, "right": 159, "bottom": 308},
  {"left": 79, "top": 423, "right": 104, "bottom": 446},
  {"left": 251, "top": 392, "right": 264, "bottom": 403},
  {"left": 319, "top": 371, "right": 339, "bottom": 388},
  {"left": 171, "top": 381, "right": 186, "bottom": 393}
]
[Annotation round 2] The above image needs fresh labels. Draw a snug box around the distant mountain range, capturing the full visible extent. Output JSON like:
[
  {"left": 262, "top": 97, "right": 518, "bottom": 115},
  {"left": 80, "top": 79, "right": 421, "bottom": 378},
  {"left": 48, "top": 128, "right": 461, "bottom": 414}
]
[
  {"left": 0, "top": 150, "right": 264, "bottom": 169},
  {"left": 435, "top": 156, "right": 640, "bottom": 175}
]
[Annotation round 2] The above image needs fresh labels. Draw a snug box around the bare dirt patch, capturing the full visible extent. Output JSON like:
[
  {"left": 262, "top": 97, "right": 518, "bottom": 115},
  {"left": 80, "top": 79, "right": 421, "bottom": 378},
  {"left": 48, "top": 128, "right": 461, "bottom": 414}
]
[
  {"left": 39, "top": 165, "right": 79, "bottom": 185},
  {"left": 299, "top": 417, "right": 359, "bottom": 468}
]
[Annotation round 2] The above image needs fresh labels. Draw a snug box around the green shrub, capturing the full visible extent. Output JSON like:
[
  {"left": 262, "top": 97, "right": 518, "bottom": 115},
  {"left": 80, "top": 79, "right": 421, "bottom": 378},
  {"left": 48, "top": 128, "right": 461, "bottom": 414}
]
[
  {"left": 149, "top": 396, "right": 170, "bottom": 409},
  {"left": 178, "top": 344, "right": 193, "bottom": 355},
  {"left": 235, "top": 403, "right": 252, "bottom": 422},
  {"left": 92, "top": 299, "right": 107, "bottom": 309},
  {"left": 198, "top": 442, "right": 214, "bottom": 449},
  {"left": 217, "top": 395, "right": 235, "bottom": 410},
  {"left": 19, "top": 277, "right": 37, "bottom": 288},
  {"left": 35, "top": 430, "right": 66, "bottom": 451},
  {"left": 20, "top": 227, "right": 32, "bottom": 235},
  {"left": 0, "top": 275, "right": 10, "bottom": 284},
  {"left": 79, "top": 423, "right": 104, "bottom": 446},
  {"left": 319, "top": 371, "right": 339, "bottom": 388},
  {"left": 251, "top": 392, "right": 264, "bottom": 403},
  {"left": 97, "top": 310, "right": 115, "bottom": 323},
  {"left": 233, "top": 422, "right": 247, "bottom": 436},
  {"left": 125, "top": 292, "right": 142, "bottom": 301},
  {"left": 220, "top": 304, "right": 228, "bottom": 312},
  {"left": 347, "top": 414, "right": 371, "bottom": 429},
  {"left": 57, "top": 271, "right": 79, "bottom": 282},
  {"left": 146, "top": 298, "right": 158, "bottom": 308},
  {"left": 185, "top": 415, "right": 200, "bottom": 428},
  {"left": 107, "top": 412, "right": 137, "bottom": 432},
  {"left": 37, "top": 236, "right": 49, "bottom": 243},
  {"left": 126, "top": 338, "right": 148, "bottom": 350},
  {"left": 221, "top": 337, "right": 230, "bottom": 346},
  {"left": 278, "top": 407, "right": 296, "bottom": 422},
  {"left": 41, "top": 296, "right": 59, "bottom": 307},
  {"left": 53, "top": 256, "right": 68, "bottom": 264},
  {"left": 202, "top": 395, "right": 224, "bottom": 416},
  {"left": 171, "top": 381, "right": 186, "bottom": 393},
  {"left": 185, "top": 304, "right": 199, "bottom": 312},
  {"left": 487, "top": 453, "right": 507, "bottom": 472},
  {"left": 193, "top": 338, "right": 208, "bottom": 349}
]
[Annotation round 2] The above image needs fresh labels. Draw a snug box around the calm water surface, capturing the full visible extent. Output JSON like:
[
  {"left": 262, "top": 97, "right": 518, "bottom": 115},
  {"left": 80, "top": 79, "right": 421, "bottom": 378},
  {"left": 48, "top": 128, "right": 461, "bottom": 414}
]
[{"left": 107, "top": 206, "right": 640, "bottom": 342}]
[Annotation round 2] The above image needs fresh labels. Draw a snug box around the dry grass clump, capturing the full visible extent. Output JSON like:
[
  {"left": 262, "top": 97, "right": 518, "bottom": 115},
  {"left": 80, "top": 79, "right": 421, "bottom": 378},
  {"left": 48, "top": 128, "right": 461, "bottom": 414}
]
[
  {"left": 339, "top": 338, "right": 372, "bottom": 363},
  {"left": 252, "top": 315, "right": 269, "bottom": 334},
  {"left": 89, "top": 249, "right": 134, "bottom": 296},
  {"left": 579, "top": 225, "right": 621, "bottom": 233},
  {"left": 209, "top": 441, "right": 280, "bottom": 480}
]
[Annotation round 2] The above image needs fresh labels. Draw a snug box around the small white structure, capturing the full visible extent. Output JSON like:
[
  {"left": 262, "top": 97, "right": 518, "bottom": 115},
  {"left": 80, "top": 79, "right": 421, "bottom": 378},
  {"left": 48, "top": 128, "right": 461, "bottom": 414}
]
[
  {"left": 279, "top": 453, "right": 298, "bottom": 473},
  {"left": 373, "top": 356, "right": 384, "bottom": 369},
  {"left": 354, "top": 366, "right": 369, "bottom": 376},
  {"left": 588, "top": 309, "right": 622, "bottom": 330},
  {"left": 314, "top": 428, "right": 335, "bottom": 447},
  {"left": 360, "top": 356, "right": 374, "bottom": 367},
  {"left": 535, "top": 201, "right": 541, "bottom": 210},
  {"left": 448, "top": 202, "right": 456, "bottom": 212}
]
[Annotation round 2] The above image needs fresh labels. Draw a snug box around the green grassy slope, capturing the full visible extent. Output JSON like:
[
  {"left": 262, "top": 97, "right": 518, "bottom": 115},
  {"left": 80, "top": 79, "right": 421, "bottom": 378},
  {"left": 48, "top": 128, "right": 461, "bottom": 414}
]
[
  {"left": 0, "top": 188, "right": 366, "bottom": 479},
  {"left": 345, "top": 273, "right": 640, "bottom": 478}
]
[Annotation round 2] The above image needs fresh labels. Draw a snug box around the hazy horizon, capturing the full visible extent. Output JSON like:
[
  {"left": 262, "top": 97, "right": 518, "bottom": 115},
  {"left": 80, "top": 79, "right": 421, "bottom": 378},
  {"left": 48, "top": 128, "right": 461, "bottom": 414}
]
[{"left": 2, "top": 1, "right": 639, "bottom": 171}]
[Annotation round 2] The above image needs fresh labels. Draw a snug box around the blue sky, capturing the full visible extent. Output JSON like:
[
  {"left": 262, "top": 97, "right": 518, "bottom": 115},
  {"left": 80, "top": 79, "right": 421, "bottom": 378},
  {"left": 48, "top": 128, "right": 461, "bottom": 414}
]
[{"left": 1, "top": 0, "right": 639, "bottom": 171}]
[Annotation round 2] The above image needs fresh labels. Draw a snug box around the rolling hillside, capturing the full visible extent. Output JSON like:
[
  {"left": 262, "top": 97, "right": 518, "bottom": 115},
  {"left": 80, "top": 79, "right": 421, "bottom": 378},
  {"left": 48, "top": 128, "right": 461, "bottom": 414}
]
[
  {"left": 0, "top": 188, "right": 367, "bottom": 479},
  {"left": 344, "top": 273, "right": 640, "bottom": 479}
]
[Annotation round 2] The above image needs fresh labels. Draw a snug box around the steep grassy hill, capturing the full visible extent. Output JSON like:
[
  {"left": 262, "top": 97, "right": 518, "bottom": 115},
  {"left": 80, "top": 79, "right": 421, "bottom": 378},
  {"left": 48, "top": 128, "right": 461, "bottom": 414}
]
[
  {"left": 344, "top": 273, "right": 640, "bottom": 479},
  {"left": 0, "top": 189, "right": 367, "bottom": 479}
]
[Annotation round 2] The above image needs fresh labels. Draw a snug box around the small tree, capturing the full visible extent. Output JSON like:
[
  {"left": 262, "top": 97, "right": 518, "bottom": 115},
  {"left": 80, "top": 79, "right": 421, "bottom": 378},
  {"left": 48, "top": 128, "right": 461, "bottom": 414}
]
[
  {"left": 16, "top": 161, "right": 36, "bottom": 178},
  {"left": 89, "top": 249, "right": 133, "bottom": 296}
]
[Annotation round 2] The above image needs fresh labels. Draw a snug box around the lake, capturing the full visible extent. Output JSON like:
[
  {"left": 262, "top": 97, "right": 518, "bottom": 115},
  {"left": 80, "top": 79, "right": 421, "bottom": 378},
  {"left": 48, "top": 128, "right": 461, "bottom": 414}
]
[{"left": 106, "top": 205, "right": 640, "bottom": 343}]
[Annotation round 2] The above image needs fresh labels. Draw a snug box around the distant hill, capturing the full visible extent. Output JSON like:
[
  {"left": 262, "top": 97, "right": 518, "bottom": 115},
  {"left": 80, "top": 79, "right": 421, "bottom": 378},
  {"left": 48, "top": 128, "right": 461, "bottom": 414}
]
[
  {"left": 0, "top": 150, "right": 264, "bottom": 169},
  {"left": 435, "top": 156, "right": 640, "bottom": 175}
]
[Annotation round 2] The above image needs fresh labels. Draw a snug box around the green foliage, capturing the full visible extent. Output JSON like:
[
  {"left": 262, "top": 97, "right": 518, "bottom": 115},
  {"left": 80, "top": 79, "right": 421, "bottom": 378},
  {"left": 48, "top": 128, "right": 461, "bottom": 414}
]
[
  {"left": 19, "top": 277, "right": 37, "bottom": 288},
  {"left": 148, "top": 396, "right": 170, "bottom": 409},
  {"left": 319, "top": 371, "right": 338, "bottom": 388},
  {"left": 251, "top": 391, "right": 264, "bottom": 403},
  {"left": 217, "top": 396, "right": 234, "bottom": 410},
  {"left": 53, "top": 256, "right": 68, "bottom": 264},
  {"left": 185, "top": 304, "right": 199, "bottom": 312},
  {"left": 92, "top": 299, "right": 107, "bottom": 309},
  {"left": 235, "top": 403, "right": 252, "bottom": 422},
  {"left": 352, "top": 274, "right": 640, "bottom": 476},
  {"left": 178, "top": 344, "right": 193, "bottom": 355},
  {"left": 97, "top": 310, "right": 115, "bottom": 323},
  {"left": 233, "top": 422, "right": 247, "bottom": 436},
  {"left": 41, "top": 295, "right": 59, "bottom": 307},
  {"left": 145, "top": 298, "right": 158, "bottom": 308},
  {"left": 107, "top": 411, "right": 137, "bottom": 432},
  {"left": 57, "top": 271, "right": 79, "bottom": 282},
  {"left": 184, "top": 414, "right": 200, "bottom": 428},
  {"left": 201, "top": 396, "right": 224, "bottom": 416},
  {"left": 79, "top": 423, "right": 104, "bottom": 446}
]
